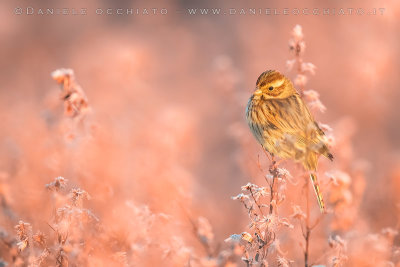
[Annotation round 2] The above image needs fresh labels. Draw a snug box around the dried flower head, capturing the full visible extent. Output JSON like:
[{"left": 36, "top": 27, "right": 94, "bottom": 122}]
[
  {"left": 308, "top": 99, "right": 327, "bottom": 113},
  {"left": 46, "top": 176, "right": 68, "bottom": 192},
  {"left": 68, "top": 188, "right": 91, "bottom": 207},
  {"left": 303, "top": 90, "right": 320, "bottom": 101},
  {"left": 52, "top": 68, "right": 89, "bottom": 118},
  {"left": 301, "top": 62, "right": 316, "bottom": 75},
  {"left": 286, "top": 59, "right": 296, "bottom": 71},
  {"left": 241, "top": 183, "right": 258, "bottom": 191},
  {"left": 292, "top": 25, "right": 304, "bottom": 41},
  {"left": 32, "top": 231, "right": 46, "bottom": 247},
  {"left": 51, "top": 68, "right": 74, "bottom": 84},
  {"left": 231, "top": 193, "right": 250, "bottom": 201},
  {"left": 295, "top": 74, "right": 308, "bottom": 87},
  {"left": 15, "top": 221, "right": 32, "bottom": 252},
  {"left": 15, "top": 220, "right": 31, "bottom": 242},
  {"left": 225, "top": 232, "right": 253, "bottom": 245}
]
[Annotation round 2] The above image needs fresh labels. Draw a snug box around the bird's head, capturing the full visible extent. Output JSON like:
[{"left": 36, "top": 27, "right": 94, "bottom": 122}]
[{"left": 253, "top": 70, "right": 296, "bottom": 99}]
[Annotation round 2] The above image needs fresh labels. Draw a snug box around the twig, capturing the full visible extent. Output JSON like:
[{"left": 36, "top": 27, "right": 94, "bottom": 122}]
[
  {"left": 302, "top": 173, "right": 323, "bottom": 267},
  {"left": 304, "top": 175, "right": 310, "bottom": 267},
  {"left": 268, "top": 158, "right": 278, "bottom": 215},
  {"left": 249, "top": 187, "right": 265, "bottom": 217}
]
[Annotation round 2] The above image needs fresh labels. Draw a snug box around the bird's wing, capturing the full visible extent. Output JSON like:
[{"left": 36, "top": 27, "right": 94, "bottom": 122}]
[{"left": 266, "top": 95, "right": 329, "bottom": 155}]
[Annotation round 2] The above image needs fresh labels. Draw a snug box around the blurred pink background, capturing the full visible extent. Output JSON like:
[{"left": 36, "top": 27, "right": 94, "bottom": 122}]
[{"left": 1, "top": 0, "right": 400, "bottom": 265}]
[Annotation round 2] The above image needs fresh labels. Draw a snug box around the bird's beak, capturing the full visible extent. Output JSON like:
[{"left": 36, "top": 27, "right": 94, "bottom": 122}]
[{"left": 254, "top": 88, "right": 262, "bottom": 95}]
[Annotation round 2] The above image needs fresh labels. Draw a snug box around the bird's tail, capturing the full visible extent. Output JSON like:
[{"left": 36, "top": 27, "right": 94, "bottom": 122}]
[{"left": 310, "top": 173, "right": 326, "bottom": 213}]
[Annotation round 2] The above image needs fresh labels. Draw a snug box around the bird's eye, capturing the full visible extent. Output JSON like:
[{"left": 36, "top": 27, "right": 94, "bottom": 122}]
[{"left": 269, "top": 86, "right": 273, "bottom": 91}]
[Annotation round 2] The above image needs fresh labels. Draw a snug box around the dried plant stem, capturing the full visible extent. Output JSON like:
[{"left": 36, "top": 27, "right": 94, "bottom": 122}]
[
  {"left": 256, "top": 153, "right": 277, "bottom": 215},
  {"left": 302, "top": 175, "right": 323, "bottom": 267},
  {"left": 249, "top": 188, "right": 264, "bottom": 217},
  {"left": 268, "top": 160, "right": 277, "bottom": 214},
  {"left": 304, "top": 177, "right": 311, "bottom": 267},
  {"left": 295, "top": 43, "right": 304, "bottom": 97}
]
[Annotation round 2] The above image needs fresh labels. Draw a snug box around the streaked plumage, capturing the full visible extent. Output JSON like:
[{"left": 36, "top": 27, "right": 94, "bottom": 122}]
[{"left": 246, "top": 70, "right": 333, "bottom": 212}]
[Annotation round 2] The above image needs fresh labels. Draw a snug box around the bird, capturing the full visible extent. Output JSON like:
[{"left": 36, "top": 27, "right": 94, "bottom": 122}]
[{"left": 245, "top": 70, "right": 333, "bottom": 212}]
